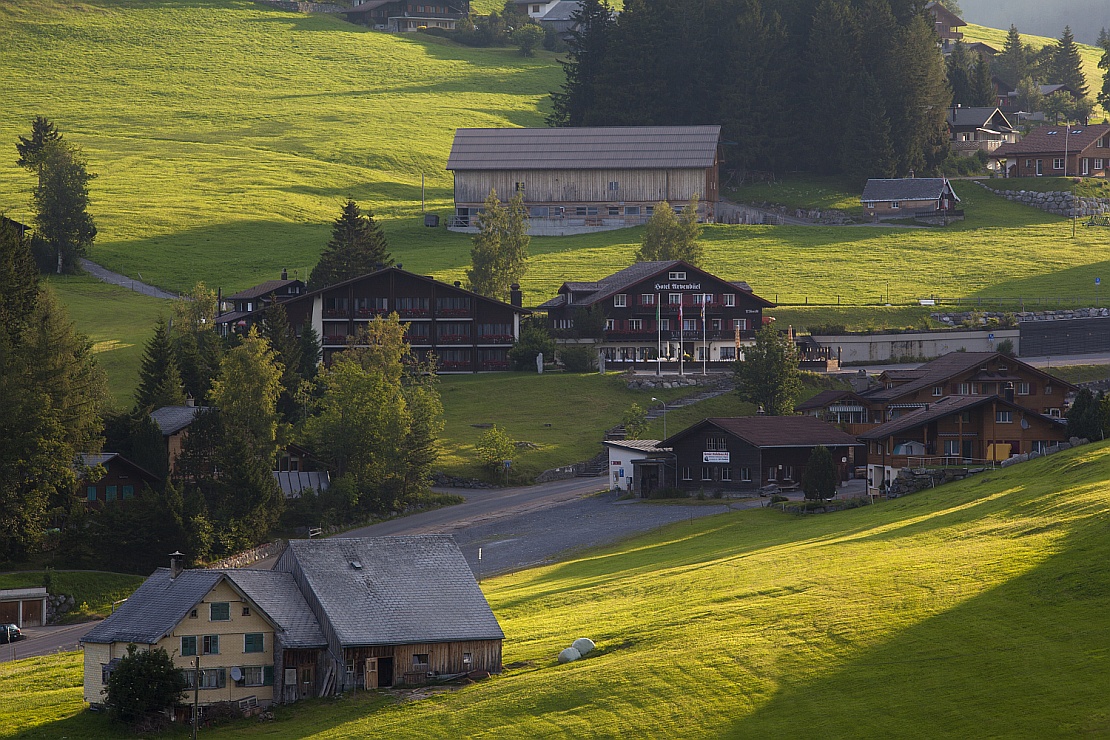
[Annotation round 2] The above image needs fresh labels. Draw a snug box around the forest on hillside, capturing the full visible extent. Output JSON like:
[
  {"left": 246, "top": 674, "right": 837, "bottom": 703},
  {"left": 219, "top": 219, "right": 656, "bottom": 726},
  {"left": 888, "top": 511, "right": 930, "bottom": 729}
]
[{"left": 550, "top": 0, "right": 951, "bottom": 182}]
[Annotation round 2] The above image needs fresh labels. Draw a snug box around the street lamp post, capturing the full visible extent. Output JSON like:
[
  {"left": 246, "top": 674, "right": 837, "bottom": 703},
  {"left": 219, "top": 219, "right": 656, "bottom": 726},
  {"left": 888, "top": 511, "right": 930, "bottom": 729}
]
[{"left": 651, "top": 397, "right": 668, "bottom": 441}]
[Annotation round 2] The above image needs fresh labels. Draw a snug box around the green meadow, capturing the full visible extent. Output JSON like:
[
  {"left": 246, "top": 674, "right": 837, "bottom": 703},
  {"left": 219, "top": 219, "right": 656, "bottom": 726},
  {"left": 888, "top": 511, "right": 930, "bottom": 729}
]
[
  {"left": 0, "top": 570, "right": 144, "bottom": 622},
  {"left": 8, "top": 440, "right": 1110, "bottom": 737}
]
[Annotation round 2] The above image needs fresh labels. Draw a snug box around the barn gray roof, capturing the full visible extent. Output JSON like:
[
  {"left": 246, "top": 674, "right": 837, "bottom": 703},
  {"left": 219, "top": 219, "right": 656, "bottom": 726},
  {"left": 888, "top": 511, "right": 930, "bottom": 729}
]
[
  {"left": 150, "top": 405, "right": 210, "bottom": 436},
  {"left": 81, "top": 567, "right": 326, "bottom": 648},
  {"left": 946, "top": 107, "right": 1013, "bottom": 130},
  {"left": 280, "top": 536, "right": 504, "bottom": 646},
  {"left": 446, "top": 126, "right": 721, "bottom": 171},
  {"left": 861, "top": 178, "right": 959, "bottom": 203}
]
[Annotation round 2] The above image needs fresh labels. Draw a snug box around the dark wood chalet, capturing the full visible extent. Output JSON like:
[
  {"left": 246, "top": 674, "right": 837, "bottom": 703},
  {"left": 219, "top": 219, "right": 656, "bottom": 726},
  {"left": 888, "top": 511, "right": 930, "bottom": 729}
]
[
  {"left": 859, "top": 395, "right": 1068, "bottom": 495},
  {"left": 446, "top": 126, "right": 720, "bottom": 234},
  {"left": 633, "top": 416, "right": 861, "bottom": 496},
  {"left": 341, "top": 0, "right": 470, "bottom": 31},
  {"left": 947, "top": 106, "right": 1018, "bottom": 161},
  {"left": 216, "top": 270, "right": 306, "bottom": 336},
  {"left": 238, "top": 267, "right": 530, "bottom": 372},
  {"left": 77, "top": 453, "right": 161, "bottom": 508},
  {"left": 926, "top": 1, "right": 965, "bottom": 51},
  {"left": 274, "top": 537, "right": 503, "bottom": 691},
  {"left": 539, "top": 260, "right": 774, "bottom": 369}
]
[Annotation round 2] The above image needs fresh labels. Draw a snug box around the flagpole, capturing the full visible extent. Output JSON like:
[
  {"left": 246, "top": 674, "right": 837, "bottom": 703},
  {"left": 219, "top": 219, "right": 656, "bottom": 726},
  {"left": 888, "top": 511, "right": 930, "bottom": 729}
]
[
  {"left": 656, "top": 293, "right": 661, "bottom": 376},
  {"left": 679, "top": 301, "right": 684, "bottom": 376},
  {"left": 702, "top": 301, "right": 707, "bottom": 375}
]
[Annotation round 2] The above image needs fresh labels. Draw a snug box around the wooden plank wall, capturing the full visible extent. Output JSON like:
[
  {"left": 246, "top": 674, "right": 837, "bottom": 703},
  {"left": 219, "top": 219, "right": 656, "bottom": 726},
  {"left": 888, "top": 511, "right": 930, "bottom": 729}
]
[
  {"left": 343, "top": 640, "right": 502, "bottom": 687},
  {"left": 454, "top": 168, "right": 709, "bottom": 204}
]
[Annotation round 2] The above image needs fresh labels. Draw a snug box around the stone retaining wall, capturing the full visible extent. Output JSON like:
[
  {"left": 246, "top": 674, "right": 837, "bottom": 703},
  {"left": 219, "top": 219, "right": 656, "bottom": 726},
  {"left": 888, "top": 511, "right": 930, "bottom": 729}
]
[
  {"left": 932, "top": 307, "right": 1110, "bottom": 325},
  {"left": 626, "top": 374, "right": 726, "bottom": 390},
  {"left": 978, "top": 184, "right": 1110, "bottom": 217},
  {"left": 207, "top": 539, "right": 286, "bottom": 570}
]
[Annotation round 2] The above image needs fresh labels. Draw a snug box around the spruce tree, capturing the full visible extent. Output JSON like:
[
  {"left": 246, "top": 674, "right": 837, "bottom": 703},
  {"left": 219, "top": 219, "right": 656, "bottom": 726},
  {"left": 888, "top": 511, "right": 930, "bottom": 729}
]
[
  {"left": 947, "top": 41, "right": 973, "bottom": 107},
  {"left": 842, "top": 71, "right": 896, "bottom": 186},
  {"left": 802, "top": 445, "right": 839, "bottom": 501},
  {"left": 994, "top": 26, "right": 1028, "bottom": 89},
  {"left": 804, "top": 0, "right": 861, "bottom": 172},
  {"left": 1098, "top": 29, "right": 1110, "bottom": 113},
  {"left": 31, "top": 141, "right": 97, "bottom": 274},
  {"left": 308, "top": 198, "right": 392, "bottom": 289},
  {"left": 1051, "top": 26, "right": 1088, "bottom": 98},
  {"left": 260, "top": 298, "right": 303, "bottom": 420},
  {"left": 15, "top": 116, "right": 61, "bottom": 172},
  {"left": 971, "top": 55, "right": 995, "bottom": 107},
  {"left": 548, "top": 0, "right": 616, "bottom": 126},
  {"left": 135, "top": 317, "right": 185, "bottom": 411}
]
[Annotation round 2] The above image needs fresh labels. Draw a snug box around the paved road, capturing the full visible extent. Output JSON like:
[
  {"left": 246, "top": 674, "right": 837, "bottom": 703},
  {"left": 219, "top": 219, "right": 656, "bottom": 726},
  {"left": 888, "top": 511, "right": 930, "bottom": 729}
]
[
  {"left": 80, "top": 258, "right": 178, "bottom": 300},
  {"left": 0, "top": 621, "right": 100, "bottom": 663}
]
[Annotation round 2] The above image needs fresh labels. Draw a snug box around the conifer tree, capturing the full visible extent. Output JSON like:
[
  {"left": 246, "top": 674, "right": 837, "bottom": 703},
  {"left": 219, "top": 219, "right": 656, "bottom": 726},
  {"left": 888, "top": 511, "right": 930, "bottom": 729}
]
[
  {"left": 31, "top": 140, "right": 97, "bottom": 274},
  {"left": 260, "top": 298, "right": 303, "bottom": 420},
  {"left": 15, "top": 116, "right": 61, "bottom": 173},
  {"left": 842, "top": 72, "right": 896, "bottom": 186},
  {"left": 971, "top": 55, "right": 995, "bottom": 106},
  {"left": 547, "top": 0, "right": 616, "bottom": 126},
  {"left": 297, "top": 324, "right": 321, "bottom": 381},
  {"left": 135, "top": 317, "right": 185, "bottom": 411},
  {"left": 1098, "top": 28, "right": 1110, "bottom": 113},
  {"left": 308, "top": 198, "right": 391, "bottom": 289},
  {"left": 947, "top": 41, "right": 973, "bottom": 106},
  {"left": 1051, "top": 26, "right": 1088, "bottom": 98},
  {"left": 804, "top": 0, "right": 861, "bottom": 171},
  {"left": 994, "top": 26, "right": 1028, "bottom": 88}
]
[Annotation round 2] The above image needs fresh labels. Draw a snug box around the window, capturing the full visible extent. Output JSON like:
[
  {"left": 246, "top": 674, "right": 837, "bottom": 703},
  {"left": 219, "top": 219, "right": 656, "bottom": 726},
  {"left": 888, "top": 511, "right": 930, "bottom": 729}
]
[
  {"left": 244, "top": 633, "right": 264, "bottom": 653},
  {"left": 242, "top": 606, "right": 251, "bottom": 617},
  {"left": 783, "top": 466, "right": 795, "bottom": 481},
  {"left": 694, "top": 293, "right": 712, "bottom": 304},
  {"left": 1025, "top": 159, "right": 1032, "bottom": 167},
  {"left": 197, "top": 668, "right": 226, "bottom": 689},
  {"left": 681, "top": 466, "right": 692, "bottom": 481},
  {"left": 608, "top": 181, "right": 619, "bottom": 191},
  {"left": 723, "top": 293, "right": 735, "bottom": 306},
  {"left": 721, "top": 468, "right": 732, "bottom": 482},
  {"left": 604, "top": 319, "right": 615, "bottom": 331},
  {"left": 645, "top": 206, "right": 654, "bottom": 216},
  {"left": 958, "top": 383, "right": 971, "bottom": 395},
  {"left": 702, "top": 467, "right": 713, "bottom": 481},
  {"left": 890, "top": 201, "right": 901, "bottom": 209},
  {"left": 659, "top": 319, "right": 670, "bottom": 330},
  {"left": 608, "top": 206, "right": 620, "bottom": 216},
  {"left": 242, "top": 666, "right": 264, "bottom": 686},
  {"left": 943, "top": 440, "right": 960, "bottom": 455},
  {"left": 669, "top": 293, "right": 682, "bottom": 305},
  {"left": 190, "top": 609, "right": 198, "bottom": 619},
  {"left": 624, "top": 206, "right": 640, "bottom": 216},
  {"left": 865, "top": 201, "right": 875, "bottom": 209},
  {"left": 711, "top": 319, "right": 722, "bottom": 330},
  {"left": 181, "top": 636, "right": 197, "bottom": 656},
  {"left": 1032, "top": 440, "right": 1051, "bottom": 453},
  {"left": 959, "top": 412, "right": 972, "bottom": 424},
  {"left": 202, "top": 635, "right": 220, "bottom": 655},
  {"left": 767, "top": 467, "right": 777, "bottom": 481},
  {"left": 122, "top": 485, "right": 134, "bottom": 499},
  {"left": 629, "top": 319, "right": 642, "bottom": 330},
  {"left": 732, "top": 319, "right": 748, "bottom": 331},
  {"left": 531, "top": 4, "right": 540, "bottom": 11},
  {"left": 553, "top": 318, "right": 574, "bottom": 330},
  {"left": 514, "top": 181, "right": 525, "bottom": 192},
  {"left": 530, "top": 206, "right": 549, "bottom": 218},
  {"left": 463, "top": 652, "right": 473, "bottom": 666},
  {"left": 413, "top": 654, "right": 430, "bottom": 670},
  {"left": 105, "top": 485, "right": 117, "bottom": 502},
  {"left": 1053, "top": 158, "right": 1064, "bottom": 170},
  {"left": 1083, "top": 158, "right": 1090, "bottom": 175},
  {"left": 668, "top": 271, "right": 687, "bottom": 281},
  {"left": 706, "top": 437, "right": 728, "bottom": 451},
  {"left": 575, "top": 206, "right": 599, "bottom": 216},
  {"left": 740, "top": 467, "right": 752, "bottom": 482},
  {"left": 1096, "top": 158, "right": 1105, "bottom": 171},
  {"left": 1016, "top": 382, "right": 1030, "bottom": 395},
  {"left": 613, "top": 294, "right": 627, "bottom": 307},
  {"left": 996, "top": 410, "right": 1013, "bottom": 423},
  {"left": 641, "top": 294, "right": 655, "bottom": 305},
  {"left": 720, "top": 346, "right": 736, "bottom": 360},
  {"left": 1045, "top": 385, "right": 1053, "bottom": 395},
  {"left": 683, "top": 319, "right": 697, "bottom": 331},
  {"left": 210, "top": 602, "right": 230, "bottom": 621},
  {"left": 86, "top": 486, "right": 97, "bottom": 502}
]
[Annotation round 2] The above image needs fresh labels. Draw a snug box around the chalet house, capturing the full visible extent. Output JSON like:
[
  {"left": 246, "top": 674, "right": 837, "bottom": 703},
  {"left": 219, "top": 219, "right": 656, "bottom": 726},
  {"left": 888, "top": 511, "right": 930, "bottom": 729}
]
[
  {"left": 859, "top": 395, "right": 1067, "bottom": 495},
  {"left": 633, "top": 416, "right": 861, "bottom": 496},
  {"left": 947, "top": 106, "right": 1018, "bottom": 161},
  {"left": 860, "top": 178, "right": 961, "bottom": 221},
  {"left": 855, "top": 352, "right": 1075, "bottom": 425},
  {"left": 603, "top": 439, "right": 667, "bottom": 492},
  {"left": 795, "top": 389, "right": 875, "bottom": 436},
  {"left": 0, "top": 215, "right": 30, "bottom": 239},
  {"left": 446, "top": 126, "right": 721, "bottom": 235},
  {"left": 216, "top": 271, "right": 306, "bottom": 337},
  {"left": 994, "top": 124, "right": 1110, "bottom": 178},
  {"left": 82, "top": 536, "right": 502, "bottom": 713},
  {"left": 513, "top": 0, "right": 582, "bottom": 33},
  {"left": 925, "top": 1, "right": 965, "bottom": 51},
  {"left": 341, "top": 0, "right": 470, "bottom": 31},
  {"left": 274, "top": 537, "right": 503, "bottom": 692},
  {"left": 996, "top": 82, "right": 1080, "bottom": 113},
  {"left": 538, "top": 260, "right": 774, "bottom": 369},
  {"left": 77, "top": 453, "right": 161, "bottom": 508},
  {"left": 238, "top": 266, "right": 530, "bottom": 372},
  {"left": 151, "top": 401, "right": 211, "bottom": 476}
]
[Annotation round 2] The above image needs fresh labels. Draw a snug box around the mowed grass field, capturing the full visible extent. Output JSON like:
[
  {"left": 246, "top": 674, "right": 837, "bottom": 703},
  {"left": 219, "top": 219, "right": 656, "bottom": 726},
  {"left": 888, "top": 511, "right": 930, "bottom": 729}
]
[{"left": 8, "top": 441, "right": 1110, "bottom": 737}]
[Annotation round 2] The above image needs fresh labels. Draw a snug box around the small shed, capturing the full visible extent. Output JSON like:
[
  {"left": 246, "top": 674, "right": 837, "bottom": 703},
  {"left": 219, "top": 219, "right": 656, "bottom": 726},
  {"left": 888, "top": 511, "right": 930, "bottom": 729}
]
[
  {"left": 861, "top": 178, "right": 960, "bottom": 221},
  {"left": 603, "top": 440, "right": 667, "bottom": 492},
  {"left": 0, "top": 587, "right": 48, "bottom": 628}
]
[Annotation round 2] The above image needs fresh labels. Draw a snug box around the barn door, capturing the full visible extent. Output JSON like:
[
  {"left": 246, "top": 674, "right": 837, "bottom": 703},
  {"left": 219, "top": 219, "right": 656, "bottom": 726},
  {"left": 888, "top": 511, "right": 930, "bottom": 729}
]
[
  {"left": 365, "top": 658, "right": 378, "bottom": 690},
  {"left": 301, "top": 665, "right": 314, "bottom": 697}
]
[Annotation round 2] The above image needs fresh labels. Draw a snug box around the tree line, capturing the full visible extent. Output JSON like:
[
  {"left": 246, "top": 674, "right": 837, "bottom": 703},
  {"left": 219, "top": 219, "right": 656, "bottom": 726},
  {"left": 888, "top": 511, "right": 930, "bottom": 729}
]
[{"left": 550, "top": 0, "right": 951, "bottom": 182}]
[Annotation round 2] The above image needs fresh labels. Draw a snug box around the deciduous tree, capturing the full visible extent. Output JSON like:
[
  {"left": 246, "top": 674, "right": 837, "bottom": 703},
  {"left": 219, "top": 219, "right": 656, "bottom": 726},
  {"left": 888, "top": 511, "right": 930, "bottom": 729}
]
[
  {"left": 513, "top": 23, "right": 545, "bottom": 56},
  {"left": 171, "top": 282, "right": 222, "bottom": 402},
  {"left": 309, "top": 198, "right": 392, "bottom": 289},
  {"left": 31, "top": 140, "right": 97, "bottom": 274},
  {"left": 475, "top": 425, "right": 515, "bottom": 475},
  {"left": 732, "top": 324, "right": 801, "bottom": 416},
  {"left": 467, "top": 188, "right": 530, "bottom": 301},
  {"left": 104, "top": 645, "right": 187, "bottom": 729},
  {"left": 621, "top": 402, "right": 649, "bottom": 440},
  {"left": 635, "top": 197, "right": 702, "bottom": 265}
]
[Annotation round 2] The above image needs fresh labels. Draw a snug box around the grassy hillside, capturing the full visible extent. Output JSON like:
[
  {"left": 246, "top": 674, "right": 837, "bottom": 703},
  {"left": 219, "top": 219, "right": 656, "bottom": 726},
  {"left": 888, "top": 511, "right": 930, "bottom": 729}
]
[
  {"left": 0, "top": 570, "right": 144, "bottom": 623},
  {"left": 9, "top": 440, "right": 1110, "bottom": 737}
]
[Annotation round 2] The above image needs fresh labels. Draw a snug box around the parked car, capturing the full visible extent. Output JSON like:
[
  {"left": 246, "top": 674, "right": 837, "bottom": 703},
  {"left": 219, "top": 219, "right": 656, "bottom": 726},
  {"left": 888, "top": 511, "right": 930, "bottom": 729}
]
[{"left": 0, "top": 624, "right": 23, "bottom": 643}]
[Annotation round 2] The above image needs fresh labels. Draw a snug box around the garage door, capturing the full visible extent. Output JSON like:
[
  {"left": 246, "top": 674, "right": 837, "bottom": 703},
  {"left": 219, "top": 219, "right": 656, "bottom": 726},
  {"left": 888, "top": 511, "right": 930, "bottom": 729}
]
[{"left": 0, "top": 601, "right": 18, "bottom": 624}]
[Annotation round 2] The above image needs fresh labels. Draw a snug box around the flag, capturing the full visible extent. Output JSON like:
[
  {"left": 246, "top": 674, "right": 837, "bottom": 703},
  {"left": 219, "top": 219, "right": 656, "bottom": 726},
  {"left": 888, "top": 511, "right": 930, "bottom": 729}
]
[
  {"left": 700, "top": 302, "right": 705, "bottom": 324},
  {"left": 678, "top": 302, "right": 683, "bottom": 328}
]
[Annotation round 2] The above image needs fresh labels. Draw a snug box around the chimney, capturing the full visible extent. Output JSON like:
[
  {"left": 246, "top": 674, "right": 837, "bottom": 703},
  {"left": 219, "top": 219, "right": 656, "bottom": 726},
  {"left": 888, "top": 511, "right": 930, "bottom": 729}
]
[
  {"left": 510, "top": 283, "right": 522, "bottom": 307},
  {"left": 185, "top": 394, "right": 195, "bottom": 408},
  {"left": 281, "top": 267, "right": 288, "bottom": 280},
  {"left": 454, "top": 281, "right": 462, "bottom": 288},
  {"left": 170, "top": 551, "right": 184, "bottom": 580},
  {"left": 909, "top": 169, "right": 915, "bottom": 179}
]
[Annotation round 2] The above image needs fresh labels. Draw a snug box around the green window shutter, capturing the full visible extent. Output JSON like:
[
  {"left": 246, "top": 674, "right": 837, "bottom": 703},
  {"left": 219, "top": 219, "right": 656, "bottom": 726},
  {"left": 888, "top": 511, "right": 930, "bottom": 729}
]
[
  {"left": 210, "top": 602, "right": 230, "bottom": 621},
  {"left": 263, "top": 665, "right": 274, "bottom": 686},
  {"left": 106, "top": 485, "right": 117, "bottom": 502},
  {"left": 244, "top": 633, "right": 264, "bottom": 653},
  {"left": 122, "top": 485, "right": 134, "bottom": 499},
  {"left": 86, "top": 487, "right": 97, "bottom": 502},
  {"left": 181, "top": 636, "right": 197, "bottom": 656}
]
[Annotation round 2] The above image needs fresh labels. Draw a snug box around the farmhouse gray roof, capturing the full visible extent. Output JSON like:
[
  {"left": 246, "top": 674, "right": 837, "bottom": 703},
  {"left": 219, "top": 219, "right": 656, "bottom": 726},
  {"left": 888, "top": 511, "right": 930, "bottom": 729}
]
[
  {"left": 212, "top": 570, "right": 327, "bottom": 648},
  {"left": 861, "top": 178, "right": 959, "bottom": 203},
  {"left": 540, "top": 0, "right": 581, "bottom": 21},
  {"left": 946, "top": 107, "right": 1013, "bottom": 130},
  {"left": 280, "top": 536, "right": 504, "bottom": 646},
  {"left": 150, "top": 405, "right": 210, "bottom": 436},
  {"left": 446, "top": 126, "right": 721, "bottom": 171}
]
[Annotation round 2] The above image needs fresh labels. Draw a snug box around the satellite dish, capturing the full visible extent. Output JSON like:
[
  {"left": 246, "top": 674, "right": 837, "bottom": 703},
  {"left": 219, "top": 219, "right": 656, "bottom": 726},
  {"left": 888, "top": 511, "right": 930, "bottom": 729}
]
[
  {"left": 230, "top": 667, "right": 243, "bottom": 682},
  {"left": 1021, "top": 418, "right": 1030, "bottom": 430}
]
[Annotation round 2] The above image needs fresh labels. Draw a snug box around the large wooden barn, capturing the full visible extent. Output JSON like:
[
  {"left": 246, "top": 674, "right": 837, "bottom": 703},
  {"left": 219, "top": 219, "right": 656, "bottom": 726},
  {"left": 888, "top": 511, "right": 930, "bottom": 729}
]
[{"left": 446, "top": 126, "right": 721, "bottom": 235}]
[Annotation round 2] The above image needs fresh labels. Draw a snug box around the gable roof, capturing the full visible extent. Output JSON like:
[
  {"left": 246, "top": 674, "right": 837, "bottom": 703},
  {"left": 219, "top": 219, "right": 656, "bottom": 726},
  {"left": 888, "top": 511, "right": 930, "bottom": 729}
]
[
  {"left": 946, "top": 107, "right": 1014, "bottom": 131},
  {"left": 150, "top": 405, "right": 210, "bottom": 436},
  {"left": 860, "top": 352, "right": 1074, "bottom": 403},
  {"left": 77, "top": 452, "right": 161, "bottom": 482},
  {"left": 539, "top": 0, "right": 581, "bottom": 21},
  {"left": 861, "top": 178, "right": 959, "bottom": 203},
  {"left": 794, "top": 390, "right": 870, "bottom": 412},
  {"left": 603, "top": 439, "right": 670, "bottom": 453},
  {"left": 279, "top": 536, "right": 503, "bottom": 646},
  {"left": 537, "top": 260, "right": 774, "bottom": 310},
  {"left": 213, "top": 570, "right": 327, "bottom": 648},
  {"left": 446, "top": 126, "right": 721, "bottom": 171},
  {"left": 994, "top": 123, "right": 1110, "bottom": 158},
  {"left": 226, "top": 279, "right": 304, "bottom": 301},
  {"left": 925, "top": 1, "right": 964, "bottom": 26},
  {"left": 666, "top": 416, "right": 861, "bottom": 449},
  {"left": 857, "top": 394, "right": 1065, "bottom": 441}
]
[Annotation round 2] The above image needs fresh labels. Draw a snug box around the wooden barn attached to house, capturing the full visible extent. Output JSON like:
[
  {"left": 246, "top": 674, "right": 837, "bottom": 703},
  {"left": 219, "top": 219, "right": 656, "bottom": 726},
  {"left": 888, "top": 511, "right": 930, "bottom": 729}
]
[
  {"left": 861, "top": 178, "right": 961, "bottom": 221},
  {"left": 446, "top": 126, "right": 721, "bottom": 235},
  {"left": 274, "top": 536, "right": 503, "bottom": 691}
]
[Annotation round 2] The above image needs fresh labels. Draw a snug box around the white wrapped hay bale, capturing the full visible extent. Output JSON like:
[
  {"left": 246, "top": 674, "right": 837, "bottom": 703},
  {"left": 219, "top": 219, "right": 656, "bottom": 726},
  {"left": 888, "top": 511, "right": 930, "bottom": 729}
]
[
  {"left": 571, "top": 638, "right": 595, "bottom": 655},
  {"left": 557, "top": 647, "right": 581, "bottom": 664}
]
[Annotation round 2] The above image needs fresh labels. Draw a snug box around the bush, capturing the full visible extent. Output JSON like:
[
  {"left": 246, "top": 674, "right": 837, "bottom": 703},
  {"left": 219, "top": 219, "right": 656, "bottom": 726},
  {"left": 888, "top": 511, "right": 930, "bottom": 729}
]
[
  {"left": 105, "top": 644, "right": 187, "bottom": 727},
  {"left": 560, "top": 345, "right": 596, "bottom": 373},
  {"left": 996, "top": 338, "right": 1015, "bottom": 356},
  {"left": 508, "top": 319, "right": 555, "bottom": 370}
]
